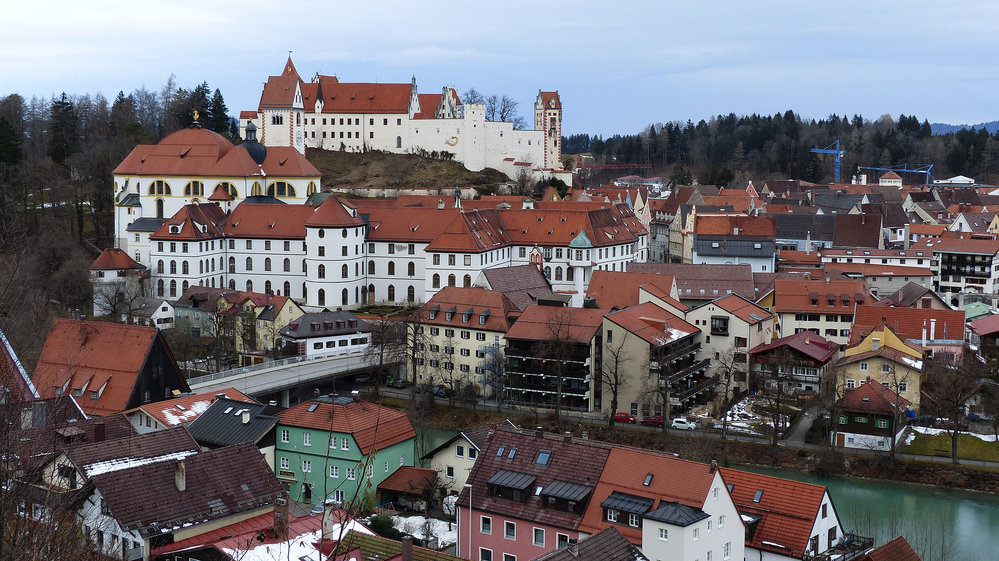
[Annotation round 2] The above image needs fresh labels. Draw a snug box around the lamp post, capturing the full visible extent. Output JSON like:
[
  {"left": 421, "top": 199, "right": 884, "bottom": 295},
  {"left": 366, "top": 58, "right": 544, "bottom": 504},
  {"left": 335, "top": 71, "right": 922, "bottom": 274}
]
[{"left": 464, "top": 483, "right": 473, "bottom": 560}]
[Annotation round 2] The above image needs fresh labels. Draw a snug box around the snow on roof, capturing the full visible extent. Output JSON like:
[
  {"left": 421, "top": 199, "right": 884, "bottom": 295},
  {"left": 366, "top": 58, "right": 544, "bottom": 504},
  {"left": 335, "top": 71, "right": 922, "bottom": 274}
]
[
  {"left": 226, "top": 519, "right": 372, "bottom": 561},
  {"left": 84, "top": 449, "right": 199, "bottom": 477},
  {"left": 899, "top": 356, "right": 924, "bottom": 370},
  {"left": 161, "top": 398, "right": 215, "bottom": 426}
]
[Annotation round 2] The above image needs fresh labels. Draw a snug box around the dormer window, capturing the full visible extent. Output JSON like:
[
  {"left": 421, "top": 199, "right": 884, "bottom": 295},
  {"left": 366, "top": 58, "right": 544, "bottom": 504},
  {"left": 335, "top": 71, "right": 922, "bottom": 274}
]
[{"left": 462, "top": 312, "right": 471, "bottom": 324}]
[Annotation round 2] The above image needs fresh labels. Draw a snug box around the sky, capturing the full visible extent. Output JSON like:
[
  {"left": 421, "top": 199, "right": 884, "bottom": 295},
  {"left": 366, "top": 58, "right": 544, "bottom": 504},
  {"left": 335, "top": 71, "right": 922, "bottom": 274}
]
[{"left": 4, "top": 1, "right": 999, "bottom": 137}]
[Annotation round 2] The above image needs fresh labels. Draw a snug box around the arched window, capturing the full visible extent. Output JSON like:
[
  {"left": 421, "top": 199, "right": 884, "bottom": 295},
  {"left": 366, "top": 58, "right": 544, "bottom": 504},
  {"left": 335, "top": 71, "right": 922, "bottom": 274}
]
[
  {"left": 182, "top": 280, "right": 189, "bottom": 291},
  {"left": 463, "top": 274, "right": 471, "bottom": 287},
  {"left": 318, "top": 264, "right": 326, "bottom": 279},
  {"left": 318, "top": 289, "right": 326, "bottom": 306},
  {"left": 251, "top": 182, "right": 262, "bottom": 196},
  {"left": 228, "top": 257, "right": 235, "bottom": 273},
  {"left": 157, "top": 279, "right": 164, "bottom": 297},
  {"left": 302, "top": 259, "right": 307, "bottom": 272},
  {"left": 388, "top": 262, "right": 395, "bottom": 276},
  {"left": 184, "top": 181, "right": 204, "bottom": 197},
  {"left": 396, "top": 136, "right": 402, "bottom": 148},
  {"left": 182, "top": 261, "right": 189, "bottom": 275},
  {"left": 156, "top": 199, "right": 164, "bottom": 218},
  {"left": 265, "top": 281, "right": 272, "bottom": 295},
  {"left": 229, "top": 279, "right": 236, "bottom": 290},
  {"left": 368, "top": 284, "right": 375, "bottom": 303},
  {"left": 246, "top": 280, "right": 253, "bottom": 292},
  {"left": 169, "top": 280, "right": 177, "bottom": 297},
  {"left": 264, "top": 258, "right": 271, "bottom": 271},
  {"left": 448, "top": 274, "right": 456, "bottom": 287},
  {"left": 543, "top": 266, "right": 551, "bottom": 279},
  {"left": 341, "top": 264, "right": 348, "bottom": 278},
  {"left": 216, "top": 181, "right": 238, "bottom": 198},
  {"left": 355, "top": 262, "right": 359, "bottom": 276},
  {"left": 246, "top": 257, "right": 253, "bottom": 271},
  {"left": 407, "top": 262, "right": 415, "bottom": 276},
  {"left": 342, "top": 288, "right": 348, "bottom": 306},
  {"left": 407, "top": 285, "right": 415, "bottom": 302},
  {"left": 266, "top": 181, "right": 297, "bottom": 198},
  {"left": 432, "top": 274, "right": 440, "bottom": 288},
  {"left": 387, "top": 285, "right": 395, "bottom": 301},
  {"left": 307, "top": 181, "right": 318, "bottom": 196},
  {"left": 198, "top": 261, "right": 203, "bottom": 275},
  {"left": 157, "top": 260, "right": 164, "bottom": 274},
  {"left": 554, "top": 266, "right": 563, "bottom": 281},
  {"left": 170, "top": 260, "right": 177, "bottom": 274},
  {"left": 283, "top": 258, "right": 291, "bottom": 272},
  {"left": 302, "top": 283, "right": 308, "bottom": 300},
  {"left": 368, "top": 260, "right": 375, "bottom": 275},
  {"left": 284, "top": 281, "right": 291, "bottom": 296},
  {"left": 567, "top": 266, "right": 574, "bottom": 281},
  {"left": 148, "top": 180, "right": 171, "bottom": 195}
]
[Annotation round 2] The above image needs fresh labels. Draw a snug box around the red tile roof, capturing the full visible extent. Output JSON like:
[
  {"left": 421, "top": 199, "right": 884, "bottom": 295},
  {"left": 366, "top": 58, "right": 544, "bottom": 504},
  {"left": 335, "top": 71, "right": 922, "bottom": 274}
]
[
  {"left": 377, "top": 466, "right": 437, "bottom": 495},
  {"left": 851, "top": 305, "right": 965, "bottom": 343},
  {"left": 628, "top": 263, "right": 757, "bottom": 301},
  {"left": 150, "top": 203, "right": 227, "bottom": 241},
  {"left": 353, "top": 202, "right": 461, "bottom": 243},
  {"left": 305, "top": 195, "right": 366, "bottom": 228},
  {"left": 277, "top": 399, "right": 414, "bottom": 454},
  {"left": 207, "top": 182, "right": 234, "bottom": 201},
  {"left": 91, "top": 248, "right": 142, "bottom": 270},
  {"left": 857, "top": 536, "right": 922, "bottom": 561},
  {"left": 420, "top": 287, "right": 519, "bottom": 333},
  {"left": 129, "top": 387, "right": 255, "bottom": 427},
  {"left": 320, "top": 82, "right": 412, "bottom": 114},
  {"left": 585, "top": 271, "right": 677, "bottom": 310},
  {"left": 505, "top": 305, "right": 607, "bottom": 343},
  {"left": 579, "top": 447, "right": 716, "bottom": 543},
  {"left": 917, "top": 236, "right": 999, "bottom": 255},
  {"left": 772, "top": 278, "right": 870, "bottom": 313},
  {"left": 604, "top": 302, "right": 698, "bottom": 346},
  {"left": 824, "top": 263, "right": 933, "bottom": 277},
  {"left": 707, "top": 294, "right": 773, "bottom": 324},
  {"left": 968, "top": 313, "right": 999, "bottom": 337},
  {"left": 33, "top": 319, "right": 186, "bottom": 416},
  {"left": 222, "top": 202, "right": 316, "bottom": 239},
  {"left": 835, "top": 380, "right": 911, "bottom": 414},
  {"left": 425, "top": 209, "right": 511, "bottom": 252},
  {"left": 716, "top": 467, "right": 829, "bottom": 558},
  {"left": 539, "top": 91, "right": 561, "bottom": 110},
  {"left": 499, "top": 207, "right": 642, "bottom": 248},
  {"left": 413, "top": 93, "right": 442, "bottom": 119},
  {"left": 459, "top": 426, "right": 612, "bottom": 531},
  {"left": 750, "top": 331, "right": 838, "bottom": 363}
]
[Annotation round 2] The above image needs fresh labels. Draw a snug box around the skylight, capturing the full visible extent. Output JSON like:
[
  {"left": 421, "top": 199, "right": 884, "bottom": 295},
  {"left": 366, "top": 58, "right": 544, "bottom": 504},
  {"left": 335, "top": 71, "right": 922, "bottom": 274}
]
[
  {"left": 536, "top": 450, "right": 552, "bottom": 465},
  {"left": 508, "top": 448, "right": 517, "bottom": 459},
  {"left": 753, "top": 489, "right": 764, "bottom": 503},
  {"left": 497, "top": 446, "right": 505, "bottom": 457},
  {"left": 223, "top": 407, "right": 233, "bottom": 414},
  {"left": 307, "top": 403, "right": 319, "bottom": 412},
  {"left": 643, "top": 474, "right": 653, "bottom": 486}
]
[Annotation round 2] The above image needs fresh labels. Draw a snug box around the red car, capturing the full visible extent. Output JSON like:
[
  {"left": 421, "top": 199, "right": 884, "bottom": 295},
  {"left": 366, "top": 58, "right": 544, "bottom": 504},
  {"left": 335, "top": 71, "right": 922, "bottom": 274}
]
[
  {"left": 641, "top": 415, "right": 665, "bottom": 427},
  {"left": 614, "top": 412, "right": 637, "bottom": 424}
]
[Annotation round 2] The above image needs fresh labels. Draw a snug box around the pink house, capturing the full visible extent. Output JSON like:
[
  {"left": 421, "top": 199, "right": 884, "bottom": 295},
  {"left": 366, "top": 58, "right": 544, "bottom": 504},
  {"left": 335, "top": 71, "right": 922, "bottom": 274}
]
[{"left": 456, "top": 427, "right": 612, "bottom": 561}]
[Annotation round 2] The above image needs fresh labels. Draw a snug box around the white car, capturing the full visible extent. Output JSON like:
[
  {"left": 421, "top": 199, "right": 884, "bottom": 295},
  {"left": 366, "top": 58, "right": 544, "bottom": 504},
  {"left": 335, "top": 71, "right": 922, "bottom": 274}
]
[{"left": 671, "top": 418, "right": 696, "bottom": 431}]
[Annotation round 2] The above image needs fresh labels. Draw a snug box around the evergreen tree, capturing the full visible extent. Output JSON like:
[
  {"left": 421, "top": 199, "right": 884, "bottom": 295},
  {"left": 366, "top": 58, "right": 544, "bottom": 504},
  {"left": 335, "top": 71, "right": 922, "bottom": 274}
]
[
  {"left": 48, "top": 93, "right": 78, "bottom": 164},
  {"left": 208, "top": 88, "right": 229, "bottom": 134},
  {"left": 0, "top": 117, "right": 22, "bottom": 167}
]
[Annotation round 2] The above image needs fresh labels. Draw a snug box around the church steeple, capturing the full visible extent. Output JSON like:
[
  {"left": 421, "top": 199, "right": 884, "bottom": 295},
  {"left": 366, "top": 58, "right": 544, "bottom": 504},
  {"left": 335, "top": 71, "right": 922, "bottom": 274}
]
[{"left": 282, "top": 53, "right": 300, "bottom": 79}]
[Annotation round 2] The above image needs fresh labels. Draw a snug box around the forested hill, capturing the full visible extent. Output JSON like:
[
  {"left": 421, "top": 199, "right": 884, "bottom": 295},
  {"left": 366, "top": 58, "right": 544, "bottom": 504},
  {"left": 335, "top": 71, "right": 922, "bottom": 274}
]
[
  {"left": 564, "top": 112, "right": 999, "bottom": 186},
  {"left": 930, "top": 121, "right": 999, "bottom": 135}
]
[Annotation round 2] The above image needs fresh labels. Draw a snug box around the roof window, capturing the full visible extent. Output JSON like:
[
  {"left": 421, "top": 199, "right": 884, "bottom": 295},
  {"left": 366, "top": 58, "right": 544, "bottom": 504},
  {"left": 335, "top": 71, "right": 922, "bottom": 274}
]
[
  {"left": 508, "top": 448, "right": 517, "bottom": 459},
  {"left": 497, "top": 446, "right": 505, "bottom": 457},
  {"left": 643, "top": 474, "right": 653, "bottom": 486},
  {"left": 753, "top": 489, "right": 764, "bottom": 503},
  {"left": 536, "top": 450, "right": 552, "bottom": 465}
]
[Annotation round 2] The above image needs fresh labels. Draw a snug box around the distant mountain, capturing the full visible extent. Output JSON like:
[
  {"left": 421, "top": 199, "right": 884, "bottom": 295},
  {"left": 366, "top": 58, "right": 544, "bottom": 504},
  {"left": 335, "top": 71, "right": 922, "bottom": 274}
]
[{"left": 930, "top": 121, "right": 999, "bottom": 135}]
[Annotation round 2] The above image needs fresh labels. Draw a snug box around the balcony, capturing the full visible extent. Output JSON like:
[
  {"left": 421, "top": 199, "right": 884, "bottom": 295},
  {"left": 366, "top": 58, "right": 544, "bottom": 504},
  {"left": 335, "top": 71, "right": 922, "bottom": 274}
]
[
  {"left": 659, "top": 359, "right": 710, "bottom": 385},
  {"left": 676, "top": 375, "right": 719, "bottom": 403},
  {"left": 654, "top": 342, "right": 701, "bottom": 365}
]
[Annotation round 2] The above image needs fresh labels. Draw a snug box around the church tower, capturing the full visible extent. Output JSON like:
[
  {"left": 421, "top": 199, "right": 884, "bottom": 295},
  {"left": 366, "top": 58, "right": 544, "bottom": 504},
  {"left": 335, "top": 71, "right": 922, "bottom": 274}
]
[
  {"left": 535, "top": 91, "right": 562, "bottom": 170},
  {"left": 260, "top": 55, "right": 307, "bottom": 154}
]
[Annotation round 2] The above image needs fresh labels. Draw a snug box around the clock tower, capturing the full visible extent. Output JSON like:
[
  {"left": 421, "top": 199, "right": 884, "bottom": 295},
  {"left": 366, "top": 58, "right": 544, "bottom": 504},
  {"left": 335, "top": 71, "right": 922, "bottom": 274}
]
[{"left": 534, "top": 91, "right": 562, "bottom": 170}]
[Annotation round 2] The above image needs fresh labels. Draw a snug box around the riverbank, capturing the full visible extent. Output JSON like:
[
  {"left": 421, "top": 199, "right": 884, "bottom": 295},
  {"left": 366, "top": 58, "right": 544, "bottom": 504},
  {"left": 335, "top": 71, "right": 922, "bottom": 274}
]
[{"left": 387, "top": 396, "right": 999, "bottom": 494}]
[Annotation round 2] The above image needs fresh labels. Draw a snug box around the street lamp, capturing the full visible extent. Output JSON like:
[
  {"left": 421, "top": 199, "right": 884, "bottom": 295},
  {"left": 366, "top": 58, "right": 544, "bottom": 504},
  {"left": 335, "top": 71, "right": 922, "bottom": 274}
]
[{"left": 464, "top": 483, "right": 473, "bottom": 560}]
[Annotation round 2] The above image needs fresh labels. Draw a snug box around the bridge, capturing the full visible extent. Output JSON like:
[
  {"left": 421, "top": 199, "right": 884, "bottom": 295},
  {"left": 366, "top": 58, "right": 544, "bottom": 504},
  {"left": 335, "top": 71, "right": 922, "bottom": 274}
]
[{"left": 187, "top": 350, "right": 400, "bottom": 404}]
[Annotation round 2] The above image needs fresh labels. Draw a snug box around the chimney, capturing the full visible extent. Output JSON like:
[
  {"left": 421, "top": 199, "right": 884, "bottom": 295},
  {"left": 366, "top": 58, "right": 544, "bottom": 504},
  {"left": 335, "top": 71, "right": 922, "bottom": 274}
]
[
  {"left": 273, "top": 495, "right": 289, "bottom": 540},
  {"left": 922, "top": 319, "right": 927, "bottom": 347},
  {"left": 242, "top": 410, "right": 251, "bottom": 424},
  {"left": 563, "top": 431, "right": 572, "bottom": 443},
  {"left": 710, "top": 459, "right": 717, "bottom": 474},
  {"left": 804, "top": 334, "right": 810, "bottom": 345},
  {"left": 733, "top": 226, "right": 739, "bottom": 235},
  {"left": 402, "top": 536, "right": 414, "bottom": 561},
  {"left": 930, "top": 318, "right": 937, "bottom": 341},
  {"left": 581, "top": 431, "right": 589, "bottom": 440},
  {"left": 861, "top": 214, "right": 866, "bottom": 225},
  {"left": 535, "top": 427, "right": 543, "bottom": 438},
  {"left": 313, "top": 388, "right": 321, "bottom": 398},
  {"left": 825, "top": 277, "right": 830, "bottom": 284},
  {"left": 175, "top": 459, "right": 186, "bottom": 492},
  {"left": 94, "top": 421, "right": 106, "bottom": 442}
]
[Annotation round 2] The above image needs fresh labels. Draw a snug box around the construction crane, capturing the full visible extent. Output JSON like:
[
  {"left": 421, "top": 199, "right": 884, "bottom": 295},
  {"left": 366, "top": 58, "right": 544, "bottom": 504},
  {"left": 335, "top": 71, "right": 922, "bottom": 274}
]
[
  {"left": 856, "top": 164, "right": 934, "bottom": 185},
  {"left": 810, "top": 141, "right": 845, "bottom": 182}
]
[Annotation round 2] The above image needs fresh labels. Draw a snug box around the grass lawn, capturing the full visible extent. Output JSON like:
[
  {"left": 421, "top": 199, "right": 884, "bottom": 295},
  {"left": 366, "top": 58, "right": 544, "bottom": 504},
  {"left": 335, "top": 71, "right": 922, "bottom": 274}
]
[{"left": 900, "top": 431, "right": 999, "bottom": 462}]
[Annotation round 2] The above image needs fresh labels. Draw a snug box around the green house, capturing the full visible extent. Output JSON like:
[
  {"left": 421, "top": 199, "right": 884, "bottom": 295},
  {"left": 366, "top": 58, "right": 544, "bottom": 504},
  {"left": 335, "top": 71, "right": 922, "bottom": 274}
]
[{"left": 275, "top": 396, "right": 416, "bottom": 506}]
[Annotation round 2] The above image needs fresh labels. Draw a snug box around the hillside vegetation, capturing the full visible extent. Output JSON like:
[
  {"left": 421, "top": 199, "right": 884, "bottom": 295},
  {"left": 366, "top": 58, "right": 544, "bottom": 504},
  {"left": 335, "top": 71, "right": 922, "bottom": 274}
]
[{"left": 306, "top": 149, "right": 509, "bottom": 188}]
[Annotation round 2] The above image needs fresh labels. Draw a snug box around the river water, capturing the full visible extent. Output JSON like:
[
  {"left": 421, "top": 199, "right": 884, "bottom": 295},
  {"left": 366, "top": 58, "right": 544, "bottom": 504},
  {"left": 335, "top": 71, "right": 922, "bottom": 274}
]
[{"left": 743, "top": 465, "right": 999, "bottom": 561}]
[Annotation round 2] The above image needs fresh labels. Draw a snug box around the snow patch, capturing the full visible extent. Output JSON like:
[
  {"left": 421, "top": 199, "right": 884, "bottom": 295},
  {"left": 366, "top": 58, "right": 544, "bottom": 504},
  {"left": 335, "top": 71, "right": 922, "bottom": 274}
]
[
  {"left": 162, "top": 399, "right": 214, "bottom": 426},
  {"left": 84, "top": 449, "right": 199, "bottom": 476},
  {"left": 390, "top": 515, "right": 458, "bottom": 549},
  {"left": 224, "top": 519, "right": 371, "bottom": 561}
]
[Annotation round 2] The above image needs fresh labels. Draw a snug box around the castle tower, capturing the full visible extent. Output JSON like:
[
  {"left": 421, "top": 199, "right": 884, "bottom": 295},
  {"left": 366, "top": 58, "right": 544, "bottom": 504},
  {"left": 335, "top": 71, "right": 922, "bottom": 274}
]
[
  {"left": 259, "top": 55, "right": 307, "bottom": 154},
  {"left": 535, "top": 91, "right": 562, "bottom": 170}
]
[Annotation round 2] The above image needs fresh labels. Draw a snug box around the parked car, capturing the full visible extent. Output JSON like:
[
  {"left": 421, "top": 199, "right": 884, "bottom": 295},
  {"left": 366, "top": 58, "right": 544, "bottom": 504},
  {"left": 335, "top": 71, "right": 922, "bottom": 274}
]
[
  {"left": 432, "top": 385, "right": 453, "bottom": 398},
  {"left": 968, "top": 412, "right": 994, "bottom": 423},
  {"left": 310, "top": 503, "right": 325, "bottom": 515},
  {"left": 614, "top": 412, "right": 637, "bottom": 424},
  {"left": 908, "top": 415, "right": 937, "bottom": 428},
  {"left": 937, "top": 419, "right": 969, "bottom": 431},
  {"left": 641, "top": 414, "right": 665, "bottom": 427},
  {"left": 671, "top": 418, "right": 696, "bottom": 431},
  {"left": 392, "top": 378, "right": 413, "bottom": 389}
]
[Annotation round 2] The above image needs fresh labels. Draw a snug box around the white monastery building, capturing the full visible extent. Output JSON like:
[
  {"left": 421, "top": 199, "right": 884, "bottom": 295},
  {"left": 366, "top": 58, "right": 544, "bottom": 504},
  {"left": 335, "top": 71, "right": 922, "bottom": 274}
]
[{"left": 239, "top": 57, "right": 570, "bottom": 184}]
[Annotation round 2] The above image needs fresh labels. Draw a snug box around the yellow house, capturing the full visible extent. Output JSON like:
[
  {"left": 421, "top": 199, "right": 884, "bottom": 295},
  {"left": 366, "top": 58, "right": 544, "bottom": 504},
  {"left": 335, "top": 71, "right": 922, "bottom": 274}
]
[
  {"left": 837, "top": 323, "right": 923, "bottom": 407},
  {"left": 218, "top": 292, "right": 304, "bottom": 362}
]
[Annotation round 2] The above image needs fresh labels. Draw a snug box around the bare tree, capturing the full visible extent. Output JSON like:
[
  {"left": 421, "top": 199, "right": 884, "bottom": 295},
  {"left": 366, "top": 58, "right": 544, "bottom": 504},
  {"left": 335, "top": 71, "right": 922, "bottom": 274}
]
[
  {"left": 92, "top": 278, "right": 146, "bottom": 323},
  {"left": 537, "top": 308, "right": 578, "bottom": 423},
  {"left": 713, "top": 345, "right": 743, "bottom": 440},
  {"left": 924, "top": 348, "right": 983, "bottom": 464},
  {"left": 405, "top": 308, "right": 430, "bottom": 385},
  {"left": 364, "top": 317, "right": 406, "bottom": 385},
  {"left": 481, "top": 343, "right": 506, "bottom": 411},
  {"left": 756, "top": 347, "right": 795, "bottom": 446},
  {"left": 601, "top": 335, "right": 631, "bottom": 427},
  {"left": 462, "top": 88, "right": 484, "bottom": 106}
]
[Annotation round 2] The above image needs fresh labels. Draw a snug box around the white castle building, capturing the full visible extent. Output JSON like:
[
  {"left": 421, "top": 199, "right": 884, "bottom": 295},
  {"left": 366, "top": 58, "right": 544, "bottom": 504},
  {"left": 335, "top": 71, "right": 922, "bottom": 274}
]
[{"left": 239, "top": 57, "right": 571, "bottom": 184}]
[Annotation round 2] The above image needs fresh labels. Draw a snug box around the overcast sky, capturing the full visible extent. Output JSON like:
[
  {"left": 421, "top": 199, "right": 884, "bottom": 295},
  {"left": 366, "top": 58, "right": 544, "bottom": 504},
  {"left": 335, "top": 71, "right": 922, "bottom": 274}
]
[{"left": 4, "top": 1, "right": 999, "bottom": 136}]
